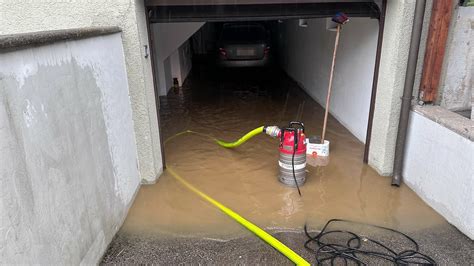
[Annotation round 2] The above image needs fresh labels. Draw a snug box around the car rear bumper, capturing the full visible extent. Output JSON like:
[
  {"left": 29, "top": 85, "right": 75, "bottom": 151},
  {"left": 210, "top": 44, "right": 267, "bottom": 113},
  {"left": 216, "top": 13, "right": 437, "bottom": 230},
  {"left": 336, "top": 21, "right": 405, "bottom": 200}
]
[{"left": 217, "top": 57, "right": 270, "bottom": 68}]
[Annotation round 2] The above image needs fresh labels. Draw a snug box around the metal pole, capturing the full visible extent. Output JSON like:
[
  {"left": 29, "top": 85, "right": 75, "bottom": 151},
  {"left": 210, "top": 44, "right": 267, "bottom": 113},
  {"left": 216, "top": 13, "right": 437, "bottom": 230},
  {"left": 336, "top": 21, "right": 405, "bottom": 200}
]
[{"left": 321, "top": 24, "right": 341, "bottom": 144}]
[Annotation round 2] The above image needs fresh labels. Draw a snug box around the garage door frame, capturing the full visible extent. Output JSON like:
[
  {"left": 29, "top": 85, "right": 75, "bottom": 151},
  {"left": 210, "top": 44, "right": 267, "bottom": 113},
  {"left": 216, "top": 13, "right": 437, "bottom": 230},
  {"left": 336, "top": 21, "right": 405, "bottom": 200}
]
[
  {"left": 146, "top": 2, "right": 380, "bottom": 23},
  {"left": 144, "top": 0, "right": 387, "bottom": 167}
]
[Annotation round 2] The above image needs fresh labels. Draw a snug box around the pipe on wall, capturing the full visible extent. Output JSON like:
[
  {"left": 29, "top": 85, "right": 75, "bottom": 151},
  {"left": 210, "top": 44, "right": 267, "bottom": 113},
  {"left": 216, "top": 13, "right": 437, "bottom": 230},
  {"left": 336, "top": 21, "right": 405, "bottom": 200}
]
[
  {"left": 391, "top": 0, "right": 427, "bottom": 186},
  {"left": 364, "top": 0, "right": 386, "bottom": 163}
]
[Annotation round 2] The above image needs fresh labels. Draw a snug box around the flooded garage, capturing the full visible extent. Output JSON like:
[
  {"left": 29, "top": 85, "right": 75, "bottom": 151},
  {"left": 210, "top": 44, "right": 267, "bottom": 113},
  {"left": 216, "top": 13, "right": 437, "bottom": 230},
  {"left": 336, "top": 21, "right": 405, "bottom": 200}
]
[
  {"left": 122, "top": 63, "right": 447, "bottom": 236},
  {"left": 102, "top": 3, "right": 473, "bottom": 264},
  {"left": 102, "top": 62, "right": 472, "bottom": 264}
]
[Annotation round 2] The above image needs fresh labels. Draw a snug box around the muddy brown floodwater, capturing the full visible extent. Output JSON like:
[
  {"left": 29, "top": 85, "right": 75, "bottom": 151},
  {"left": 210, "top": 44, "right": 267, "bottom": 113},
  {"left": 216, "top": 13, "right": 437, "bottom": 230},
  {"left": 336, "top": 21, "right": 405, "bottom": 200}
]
[{"left": 120, "top": 64, "right": 446, "bottom": 240}]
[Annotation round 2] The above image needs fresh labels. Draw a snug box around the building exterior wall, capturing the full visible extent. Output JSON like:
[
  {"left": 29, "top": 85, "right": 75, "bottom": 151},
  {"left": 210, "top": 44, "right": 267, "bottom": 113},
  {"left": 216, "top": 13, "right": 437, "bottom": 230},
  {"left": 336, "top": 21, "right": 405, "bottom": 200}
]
[
  {"left": 438, "top": 6, "right": 474, "bottom": 114},
  {"left": 403, "top": 108, "right": 474, "bottom": 239},
  {"left": 0, "top": 33, "right": 140, "bottom": 263},
  {"left": 0, "top": 0, "right": 163, "bottom": 183},
  {"left": 278, "top": 17, "right": 378, "bottom": 143},
  {"left": 133, "top": 0, "right": 164, "bottom": 182}
]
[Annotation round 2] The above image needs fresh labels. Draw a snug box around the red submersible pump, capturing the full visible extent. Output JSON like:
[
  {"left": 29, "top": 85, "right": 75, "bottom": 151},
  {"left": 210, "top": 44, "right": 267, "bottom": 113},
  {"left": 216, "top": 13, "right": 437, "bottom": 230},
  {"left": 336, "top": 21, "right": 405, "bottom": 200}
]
[
  {"left": 217, "top": 121, "right": 307, "bottom": 194},
  {"left": 264, "top": 122, "right": 306, "bottom": 189}
]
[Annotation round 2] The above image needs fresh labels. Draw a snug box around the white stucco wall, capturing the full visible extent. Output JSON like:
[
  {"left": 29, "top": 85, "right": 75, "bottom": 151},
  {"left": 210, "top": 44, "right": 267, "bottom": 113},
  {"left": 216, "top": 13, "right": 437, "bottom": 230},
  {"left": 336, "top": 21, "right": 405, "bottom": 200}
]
[
  {"left": 368, "top": 0, "right": 416, "bottom": 175},
  {"left": 403, "top": 111, "right": 474, "bottom": 239},
  {"left": 0, "top": 34, "right": 140, "bottom": 263},
  {"left": 278, "top": 18, "right": 378, "bottom": 143},
  {"left": 0, "top": 0, "right": 163, "bottom": 183}
]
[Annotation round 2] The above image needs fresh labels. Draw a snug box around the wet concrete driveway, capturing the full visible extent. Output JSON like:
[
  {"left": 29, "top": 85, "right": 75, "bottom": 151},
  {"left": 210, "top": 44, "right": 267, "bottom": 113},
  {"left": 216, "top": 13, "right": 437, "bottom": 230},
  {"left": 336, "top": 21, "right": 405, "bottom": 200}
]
[{"left": 102, "top": 63, "right": 473, "bottom": 264}]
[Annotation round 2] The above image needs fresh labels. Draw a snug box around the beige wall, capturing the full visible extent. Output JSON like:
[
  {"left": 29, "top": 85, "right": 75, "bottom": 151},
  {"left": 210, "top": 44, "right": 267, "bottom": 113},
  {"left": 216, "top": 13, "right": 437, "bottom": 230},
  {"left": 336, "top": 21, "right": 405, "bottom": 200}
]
[{"left": 0, "top": 0, "right": 163, "bottom": 183}]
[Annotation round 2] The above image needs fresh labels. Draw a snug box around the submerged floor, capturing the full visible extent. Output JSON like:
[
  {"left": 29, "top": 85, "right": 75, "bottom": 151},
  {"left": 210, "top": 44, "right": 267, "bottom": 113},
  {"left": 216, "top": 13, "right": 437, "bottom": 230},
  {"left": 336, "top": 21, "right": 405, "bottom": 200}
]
[{"left": 102, "top": 64, "right": 473, "bottom": 264}]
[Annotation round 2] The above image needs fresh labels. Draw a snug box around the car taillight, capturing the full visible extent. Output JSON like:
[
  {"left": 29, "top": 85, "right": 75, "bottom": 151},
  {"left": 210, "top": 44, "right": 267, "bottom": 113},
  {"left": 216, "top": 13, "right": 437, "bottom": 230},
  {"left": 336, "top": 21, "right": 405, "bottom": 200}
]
[
  {"left": 219, "top": 48, "right": 227, "bottom": 58},
  {"left": 264, "top": 46, "right": 270, "bottom": 56}
]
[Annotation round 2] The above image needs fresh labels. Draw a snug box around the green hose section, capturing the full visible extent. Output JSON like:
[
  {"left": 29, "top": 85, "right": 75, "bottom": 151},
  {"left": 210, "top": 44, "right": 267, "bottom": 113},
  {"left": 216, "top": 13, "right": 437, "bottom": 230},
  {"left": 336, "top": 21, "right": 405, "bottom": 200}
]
[
  {"left": 216, "top": 126, "right": 265, "bottom": 148},
  {"left": 164, "top": 131, "right": 310, "bottom": 266}
]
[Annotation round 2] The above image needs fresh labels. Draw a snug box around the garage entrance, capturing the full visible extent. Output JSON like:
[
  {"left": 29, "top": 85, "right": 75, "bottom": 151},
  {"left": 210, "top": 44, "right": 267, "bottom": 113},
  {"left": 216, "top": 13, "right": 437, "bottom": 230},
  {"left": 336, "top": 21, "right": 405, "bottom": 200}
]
[
  {"left": 146, "top": 1, "right": 385, "bottom": 164},
  {"left": 131, "top": 0, "right": 446, "bottom": 231},
  {"left": 119, "top": 15, "right": 444, "bottom": 233},
  {"left": 100, "top": 1, "right": 456, "bottom": 263}
]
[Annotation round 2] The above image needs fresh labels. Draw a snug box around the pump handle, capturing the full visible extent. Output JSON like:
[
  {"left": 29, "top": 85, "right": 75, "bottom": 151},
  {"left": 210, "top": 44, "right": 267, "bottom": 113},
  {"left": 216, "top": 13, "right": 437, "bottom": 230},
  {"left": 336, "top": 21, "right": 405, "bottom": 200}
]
[{"left": 289, "top": 121, "right": 305, "bottom": 132}]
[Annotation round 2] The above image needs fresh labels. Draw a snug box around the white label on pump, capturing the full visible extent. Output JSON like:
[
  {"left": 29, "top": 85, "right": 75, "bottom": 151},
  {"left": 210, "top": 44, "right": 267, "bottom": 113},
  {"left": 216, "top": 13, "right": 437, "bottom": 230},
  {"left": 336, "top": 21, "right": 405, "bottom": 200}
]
[{"left": 278, "top": 161, "right": 306, "bottom": 170}]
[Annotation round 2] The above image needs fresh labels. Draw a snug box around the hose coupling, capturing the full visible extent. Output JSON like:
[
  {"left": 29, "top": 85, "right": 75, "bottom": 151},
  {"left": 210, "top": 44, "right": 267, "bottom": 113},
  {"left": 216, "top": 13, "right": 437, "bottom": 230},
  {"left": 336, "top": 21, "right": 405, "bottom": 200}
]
[{"left": 264, "top": 126, "right": 281, "bottom": 138}]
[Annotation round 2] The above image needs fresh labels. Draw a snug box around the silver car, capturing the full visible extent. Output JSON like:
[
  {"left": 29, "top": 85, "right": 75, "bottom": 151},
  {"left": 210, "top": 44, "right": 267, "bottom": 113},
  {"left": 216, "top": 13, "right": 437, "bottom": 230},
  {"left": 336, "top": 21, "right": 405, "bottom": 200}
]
[{"left": 217, "top": 23, "right": 271, "bottom": 67}]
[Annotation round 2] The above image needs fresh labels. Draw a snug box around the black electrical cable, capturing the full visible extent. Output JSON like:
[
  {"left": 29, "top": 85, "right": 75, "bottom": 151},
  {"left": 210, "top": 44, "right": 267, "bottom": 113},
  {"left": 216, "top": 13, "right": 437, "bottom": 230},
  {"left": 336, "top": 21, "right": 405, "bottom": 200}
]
[
  {"left": 292, "top": 145, "right": 301, "bottom": 196},
  {"left": 304, "top": 219, "right": 436, "bottom": 265},
  {"left": 292, "top": 129, "right": 302, "bottom": 196}
]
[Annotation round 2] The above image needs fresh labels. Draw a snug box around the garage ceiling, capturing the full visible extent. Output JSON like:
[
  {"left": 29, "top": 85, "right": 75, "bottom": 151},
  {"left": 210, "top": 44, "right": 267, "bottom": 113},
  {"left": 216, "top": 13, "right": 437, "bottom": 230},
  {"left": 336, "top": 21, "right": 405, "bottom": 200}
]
[{"left": 146, "top": 1, "right": 380, "bottom": 23}]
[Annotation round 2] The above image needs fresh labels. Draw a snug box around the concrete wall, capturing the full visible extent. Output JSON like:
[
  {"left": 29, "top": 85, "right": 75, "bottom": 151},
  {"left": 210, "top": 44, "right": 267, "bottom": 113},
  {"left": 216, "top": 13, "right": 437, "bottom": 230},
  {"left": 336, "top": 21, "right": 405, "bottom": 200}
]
[
  {"left": 170, "top": 40, "right": 193, "bottom": 86},
  {"left": 170, "top": 49, "right": 181, "bottom": 86},
  {"left": 179, "top": 40, "right": 193, "bottom": 85},
  {"left": 151, "top": 22, "right": 204, "bottom": 95},
  {"left": 152, "top": 22, "right": 205, "bottom": 61},
  {"left": 191, "top": 22, "right": 219, "bottom": 55},
  {"left": 403, "top": 109, "right": 474, "bottom": 239},
  {"left": 0, "top": 0, "right": 163, "bottom": 183},
  {"left": 278, "top": 18, "right": 378, "bottom": 143},
  {"left": 0, "top": 34, "right": 140, "bottom": 263},
  {"left": 439, "top": 6, "right": 474, "bottom": 115},
  {"left": 164, "top": 56, "right": 173, "bottom": 92}
]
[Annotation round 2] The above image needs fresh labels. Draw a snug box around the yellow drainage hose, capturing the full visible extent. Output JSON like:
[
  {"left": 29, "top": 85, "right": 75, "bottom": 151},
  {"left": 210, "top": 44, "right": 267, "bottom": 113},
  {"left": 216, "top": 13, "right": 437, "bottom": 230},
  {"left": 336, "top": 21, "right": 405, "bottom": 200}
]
[
  {"left": 216, "top": 126, "right": 265, "bottom": 148},
  {"left": 164, "top": 131, "right": 310, "bottom": 266}
]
